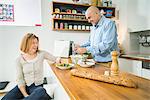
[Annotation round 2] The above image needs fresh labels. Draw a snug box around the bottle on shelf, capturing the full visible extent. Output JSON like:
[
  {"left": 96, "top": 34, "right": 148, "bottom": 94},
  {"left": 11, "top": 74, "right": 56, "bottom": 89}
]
[
  {"left": 60, "top": 22, "right": 64, "bottom": 29},
  {"left": 55, "top": 22, "right": 58, "bottom": 29},
  {"left": 64, "top": 23, "right": 68, "bottom": 29}
]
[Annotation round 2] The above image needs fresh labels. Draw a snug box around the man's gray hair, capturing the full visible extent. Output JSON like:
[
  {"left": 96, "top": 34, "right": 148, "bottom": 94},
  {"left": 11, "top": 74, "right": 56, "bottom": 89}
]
[{"left": 85, "top": 6, "right": 100, "bottom": 15}]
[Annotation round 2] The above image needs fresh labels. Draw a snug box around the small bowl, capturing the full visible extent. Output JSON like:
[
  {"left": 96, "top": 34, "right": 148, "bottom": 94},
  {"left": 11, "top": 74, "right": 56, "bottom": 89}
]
[
  {"left": 56, "top": 63, "right": 74, "bottom": 70},
  {"left": 78, "top": 61, "right": 95, "bottom": 68}
]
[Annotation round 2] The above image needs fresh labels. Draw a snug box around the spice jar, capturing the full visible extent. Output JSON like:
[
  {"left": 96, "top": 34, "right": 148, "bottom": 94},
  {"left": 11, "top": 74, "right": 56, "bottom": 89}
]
[
  {"left": 82, "top": 25, "right": 85, "bottom": 30},
  {"left": 69, "top": 25, "right": 73, "bottom": 30},
  {"left": 60, "top": 23, "right": 64, "bottom": 29},
  {"left": 78, "top": 25, "right": 81, "bottom": 30},
  {"left": 64, "top": 23, "right": 68, "bottom": 29},
  {"left": 74, "top": 25, "right": 77, "bottom": 30},
  {"left": 55, "top": 22, "right": 58, "bottom": 29}
]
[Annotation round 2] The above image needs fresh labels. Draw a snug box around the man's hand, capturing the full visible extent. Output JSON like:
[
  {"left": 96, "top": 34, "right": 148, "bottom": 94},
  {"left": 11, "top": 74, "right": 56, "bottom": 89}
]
[
  {"left": 73, "top": 44, "right": 80, "bottom": 51},
  {"left": 76, "top": 47, "right": 87, "bottom": 54}
]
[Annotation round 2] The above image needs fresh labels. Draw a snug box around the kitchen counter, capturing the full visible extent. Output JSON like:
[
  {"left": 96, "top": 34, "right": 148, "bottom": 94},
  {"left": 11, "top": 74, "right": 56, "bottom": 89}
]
[
  {"left": 120, "top": 54, "right": 150, "bottom": 62},
  {"left": 49, "top": 59, "right": 150, "bottom": 100}
]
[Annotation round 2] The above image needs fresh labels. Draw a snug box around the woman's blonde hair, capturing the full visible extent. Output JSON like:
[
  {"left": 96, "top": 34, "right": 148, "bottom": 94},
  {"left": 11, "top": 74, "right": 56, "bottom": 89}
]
[{"left": 20, "top": 33, "right": 39, "bottom": 53}]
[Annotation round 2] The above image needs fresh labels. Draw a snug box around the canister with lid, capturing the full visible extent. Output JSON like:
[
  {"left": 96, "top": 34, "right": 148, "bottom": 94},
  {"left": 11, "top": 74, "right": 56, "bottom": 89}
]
[
  {"left": 69, "top": 25, "right": 73, "bottom": 30},
  {"left": 82, "top": 25, "right": 85, "bottom": 30},
  {"left": 74, "top": 25, "right": 77, "bottom": 30},
  {"left": 78, "top": 25, "right": 81, "bottom": 30}
]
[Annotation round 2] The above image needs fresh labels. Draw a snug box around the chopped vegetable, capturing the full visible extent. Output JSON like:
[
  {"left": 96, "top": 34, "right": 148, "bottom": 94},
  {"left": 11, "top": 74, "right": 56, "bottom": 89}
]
[
  {"left": 83, "top": 52, "right": 91, "bottom": 56},
  {"left": 58, "top": 63, "right": 70, "bottom": 67}
]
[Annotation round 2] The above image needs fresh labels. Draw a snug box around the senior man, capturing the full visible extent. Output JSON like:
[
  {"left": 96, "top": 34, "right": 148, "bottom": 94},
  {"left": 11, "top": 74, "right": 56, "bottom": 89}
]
[{"left": 75, "top": 6, "right": 118, "bottom": 64}]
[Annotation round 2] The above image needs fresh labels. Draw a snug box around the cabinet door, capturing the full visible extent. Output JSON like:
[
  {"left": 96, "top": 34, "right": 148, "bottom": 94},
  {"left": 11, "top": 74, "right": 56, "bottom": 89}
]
[
  {"left": 141, "top": 69, "right": 150, "bottom": 80},
  {"left": 44, "top": 62, "right": 70, "bottom": 100},
  {"left": 118, "top": 58, "right": 133, "bottom": 73},
  {"left": 132, "top": 60, "right": 142, "bottom": 76},
  {"left": 118, "top": 58, "right": 142, "bottom": 77}
]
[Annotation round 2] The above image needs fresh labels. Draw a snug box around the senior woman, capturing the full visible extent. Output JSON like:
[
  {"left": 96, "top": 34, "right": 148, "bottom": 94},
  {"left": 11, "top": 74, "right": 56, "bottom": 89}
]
[{"left": 2, "top": 33, "right": 60, "bottom": 100}]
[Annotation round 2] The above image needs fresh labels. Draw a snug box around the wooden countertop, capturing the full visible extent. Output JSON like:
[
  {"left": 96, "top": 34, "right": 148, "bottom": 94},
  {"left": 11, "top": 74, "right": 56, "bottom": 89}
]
[
  {"left": 49, "top": 60, "right": 150, "bottom": 100},
  {"left": 120, "top": 55, "right": 150, "bottom": 62}
]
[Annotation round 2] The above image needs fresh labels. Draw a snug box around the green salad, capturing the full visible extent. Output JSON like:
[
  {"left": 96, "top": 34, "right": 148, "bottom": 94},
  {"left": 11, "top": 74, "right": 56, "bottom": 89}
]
[
  {"left": 58, "top": 63, "right": 70, "bottom": 67},
  {"left": 83, "top": 52, "right": 91, "bottom": 56}
]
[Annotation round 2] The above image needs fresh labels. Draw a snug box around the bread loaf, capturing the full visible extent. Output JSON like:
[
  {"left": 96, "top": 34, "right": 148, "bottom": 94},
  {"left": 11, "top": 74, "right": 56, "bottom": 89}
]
[{"left": 71, "top": 69, "right": 137, "bottom": 88}]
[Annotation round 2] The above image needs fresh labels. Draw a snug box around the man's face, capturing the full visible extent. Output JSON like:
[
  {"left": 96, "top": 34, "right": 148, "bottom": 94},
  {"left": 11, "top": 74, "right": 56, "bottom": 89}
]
[{"left": 85, "top": 12, "right": 99, "bottom": 25}]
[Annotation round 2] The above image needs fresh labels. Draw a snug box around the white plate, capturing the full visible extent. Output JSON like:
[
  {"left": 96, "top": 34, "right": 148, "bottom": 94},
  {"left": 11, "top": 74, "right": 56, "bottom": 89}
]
[
  {"left": 56, "top": 63, "right": 74, "bottom": 70},
  {"left": 78, "top": 59, "right": 95, "bottom": 68}
]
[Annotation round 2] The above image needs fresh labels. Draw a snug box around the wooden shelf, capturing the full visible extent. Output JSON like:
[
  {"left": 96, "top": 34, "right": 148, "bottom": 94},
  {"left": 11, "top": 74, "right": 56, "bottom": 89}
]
[
  {"left": 52, "top": 1, "right": 115, "bottom": 9},
  {"left": 53, "top": 18, "right": 87, "bottom": 22},
  {"left": 52, "top": 1, "right": 115, "bottom": 32},
  {"left": 52, "top": 12, "right": 114, "bottom": 18},
  {"left": 52, "top": 28, "right": 90, "bottom": 31},
  {"left": 52, "top": 12, "right": 85, "bottom": 16}
]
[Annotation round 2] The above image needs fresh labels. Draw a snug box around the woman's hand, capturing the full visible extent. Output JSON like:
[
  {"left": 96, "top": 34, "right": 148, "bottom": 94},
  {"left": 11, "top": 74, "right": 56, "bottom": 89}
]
[
  {"left": 24, "top": 94, "right": 29, "bottom": 98},
  {"left": 19, "top": 85, "right": 29, "bottom": 98},
  {"left": 56, "top": 57, "right": 61, "bottom": 64}
]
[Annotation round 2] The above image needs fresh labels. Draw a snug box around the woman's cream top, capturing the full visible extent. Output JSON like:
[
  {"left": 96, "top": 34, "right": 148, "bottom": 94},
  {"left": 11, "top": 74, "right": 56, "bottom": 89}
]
[{"left": 16, "top": 50, "right": 56, "bottom": 87}]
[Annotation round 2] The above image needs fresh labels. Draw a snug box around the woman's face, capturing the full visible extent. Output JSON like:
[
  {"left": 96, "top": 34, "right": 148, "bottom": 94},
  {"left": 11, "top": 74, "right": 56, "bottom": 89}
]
[{"left": 28, "top": 38, "right": 39, "bottom": 54}]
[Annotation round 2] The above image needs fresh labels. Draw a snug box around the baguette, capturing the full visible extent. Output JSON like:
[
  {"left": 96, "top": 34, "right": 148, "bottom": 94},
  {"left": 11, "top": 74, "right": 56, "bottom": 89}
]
[{"left": 71, "top": 69, "right": 137, "bottom": 88}]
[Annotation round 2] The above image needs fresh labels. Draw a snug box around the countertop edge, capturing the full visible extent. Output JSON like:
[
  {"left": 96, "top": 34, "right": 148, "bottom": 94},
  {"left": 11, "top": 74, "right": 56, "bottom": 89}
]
[{"left": 119, "top": 55, "right": 150, "bottom": 62}]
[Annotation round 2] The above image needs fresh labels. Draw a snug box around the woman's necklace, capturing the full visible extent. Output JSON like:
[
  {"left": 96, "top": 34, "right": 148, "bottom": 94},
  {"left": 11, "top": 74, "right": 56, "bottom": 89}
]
[{"left": 24, "top": 53, "right": 37, "bottom": 61}]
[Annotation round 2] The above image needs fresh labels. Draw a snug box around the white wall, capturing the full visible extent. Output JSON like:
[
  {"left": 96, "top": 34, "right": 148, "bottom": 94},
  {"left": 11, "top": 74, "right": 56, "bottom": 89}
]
[
  {"left": 0, "top": 32, "right": 2, "bottom": 79},
  {"left": 0, "top": 0, "right": 41, "bottom": 26},
  {"left": 0, "top": 0, "right": 89, "bottom": 81},
  {"left": 115, "top": 0, "right": 150, "bottom": 53}
]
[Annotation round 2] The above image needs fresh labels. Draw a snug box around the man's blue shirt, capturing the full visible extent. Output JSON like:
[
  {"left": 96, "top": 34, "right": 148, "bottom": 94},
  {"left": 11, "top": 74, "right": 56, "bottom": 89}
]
[{"left": 81, "top": 16, "right": 118, "bottom": 62}]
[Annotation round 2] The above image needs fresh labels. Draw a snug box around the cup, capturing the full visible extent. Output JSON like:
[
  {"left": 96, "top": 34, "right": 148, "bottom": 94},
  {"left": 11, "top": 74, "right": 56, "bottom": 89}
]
[{"left": 70, "top": 55, "right": 79, "bottom": 64}]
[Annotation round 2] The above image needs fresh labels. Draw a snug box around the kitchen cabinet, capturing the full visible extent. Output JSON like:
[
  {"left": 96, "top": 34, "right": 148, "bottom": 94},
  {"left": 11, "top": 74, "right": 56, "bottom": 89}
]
[
  {"left": 52, "top": 1, "right": 115, "bottom": 31},
  {"left": 141, "top": 68, "right": 150, "bottom": 80},
  {"left": 118, "top": 58, "right": 133, "bottom": 73},
  {"left": 132, "top": 60, "right": 142, "bottom": 76},
  {"left": 44, "top": 62, "right": 70, "bottom": 100},
  {"left": 118, "top": 58, "right": 142, "bottom": 77},
  {"left": 126, "top": 0, "right": 150, "bottom": 32},
  {"left": 48, "top": 59, "right": 150, "bottom": 99}
]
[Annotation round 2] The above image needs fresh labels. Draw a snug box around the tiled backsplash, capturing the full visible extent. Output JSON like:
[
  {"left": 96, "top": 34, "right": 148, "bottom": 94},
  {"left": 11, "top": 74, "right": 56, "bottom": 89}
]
[{"left": 130, "top": 30, "right": 150, "bottom": 54}]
